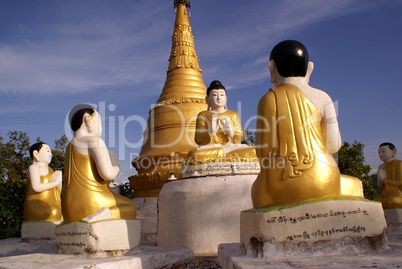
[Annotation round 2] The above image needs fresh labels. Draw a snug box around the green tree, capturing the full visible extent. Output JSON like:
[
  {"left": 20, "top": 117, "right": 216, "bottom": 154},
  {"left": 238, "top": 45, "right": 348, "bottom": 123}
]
[
  {"left": 50, "top": 135, "right": 68, "bottom": 174},
  {"left": 0, "top": 131, "right": 31, "bottom": 239},
  {"left": 114, "top": 181, "right": 135, "bottom": 199},
  {"left": 338, "top": 141, "right": 378, "bottom": 200},
  {"left": 242, "top": 128, "right": 255, "bottom": 146}
]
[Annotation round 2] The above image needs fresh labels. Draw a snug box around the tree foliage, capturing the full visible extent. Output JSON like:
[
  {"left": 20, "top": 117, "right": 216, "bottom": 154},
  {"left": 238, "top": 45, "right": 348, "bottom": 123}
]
[
  {"left": 0, "top": 131, "right": 31, "bottom": 239},
  {"left": 242, "top": 128, "right": 255, "bottom": 146},
  {"left": 337, "top": 141, "right": 378, "bottom": 200}
]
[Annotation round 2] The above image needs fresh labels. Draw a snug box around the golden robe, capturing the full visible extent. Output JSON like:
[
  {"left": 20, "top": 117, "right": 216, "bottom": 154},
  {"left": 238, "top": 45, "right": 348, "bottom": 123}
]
[
  {"left": 62, "top": 143, "right": 136, "bottom": 223},
  {"left": 252, "top": 84, "right": 362, "bottom": 208},
  {"left": 23, "top": 168, "right": 62, "bottom": 221},
  {"left": 374, "top": 159, "right": 402, "bottom": 208},
  {"left": 187, "top": 110, "right": 256, "bottom": 163}
]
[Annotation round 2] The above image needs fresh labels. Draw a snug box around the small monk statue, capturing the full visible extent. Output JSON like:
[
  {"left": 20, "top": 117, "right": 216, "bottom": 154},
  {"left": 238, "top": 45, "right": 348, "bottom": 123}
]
[
  {"left": 62, "top": 104, "right": 136, "bottom": 223},
  {"left": 374, "top": 142, "right": 402, "bottom": 208},
  {"left": 186, "top": 80, "right": 257, "bottom": 164},
  {"left": 252, "top": 40, "right": 363, "bottom": 208},
  {"left": 24, "top": 142, "right": 62, "bottom": 221}
]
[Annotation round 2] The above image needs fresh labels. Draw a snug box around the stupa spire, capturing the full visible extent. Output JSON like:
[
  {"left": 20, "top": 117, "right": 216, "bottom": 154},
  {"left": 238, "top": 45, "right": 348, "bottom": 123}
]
[
  {"left": 156, "top": 0, "right": 205, "bottom": 103},
  {"left": 129, "top": 0, "right": 208, "bottom": 197}
]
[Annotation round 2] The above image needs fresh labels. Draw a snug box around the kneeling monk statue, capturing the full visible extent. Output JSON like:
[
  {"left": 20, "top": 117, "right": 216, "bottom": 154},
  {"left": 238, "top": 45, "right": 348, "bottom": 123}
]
[
  {"left": 62, "top": 104, "right": 136, "bottom": 223},
  {"left": 375, "top": 142, "right": 402, "bottom": 209},
  {"left": 24, "top": 142, "right": 62, "bottom": 221},
  {"left": 187, "top": 80, "right": 257, "bottom": 164},
  {"left": 252, "top": 40, "right": 363, "bottom": 208}
]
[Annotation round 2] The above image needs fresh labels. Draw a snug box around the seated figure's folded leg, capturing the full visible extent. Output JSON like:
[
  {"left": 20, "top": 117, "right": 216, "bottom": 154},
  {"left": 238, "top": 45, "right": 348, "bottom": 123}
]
[
  {"left": 187, "top": 147, "right": 224, "bottom": 163},
  {"left": 225, "top": 148, "right": 258, "bottom": 161},
  {"left": 109, "top": 194, "right": 137, "bottom": 219},
  {"left": 340, "top": 174, "right": 364, "bottom": 198}
]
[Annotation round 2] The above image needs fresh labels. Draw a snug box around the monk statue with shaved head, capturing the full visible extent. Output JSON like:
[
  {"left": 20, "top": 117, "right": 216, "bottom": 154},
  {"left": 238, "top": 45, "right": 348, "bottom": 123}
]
[{"left": 252, "top": 40, "right": 364, "bottom": 208}]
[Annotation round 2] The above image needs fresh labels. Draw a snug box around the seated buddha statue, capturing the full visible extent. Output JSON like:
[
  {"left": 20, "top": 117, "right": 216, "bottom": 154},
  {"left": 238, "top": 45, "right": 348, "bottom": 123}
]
[
  {"left": 24, "top": 142, "right": 62, "bottom": 221},
  {"left": 251, "top": 40, "right": 363, "bottom": 208},
  {"left": 374, "top": 142, "right": 402, "bottom": 209},
  {"left": 62, "top": 104, "right": 136, "bottom": 223},
  {"left": 186, "top": 80, "right": 257, "bottom": 164}
]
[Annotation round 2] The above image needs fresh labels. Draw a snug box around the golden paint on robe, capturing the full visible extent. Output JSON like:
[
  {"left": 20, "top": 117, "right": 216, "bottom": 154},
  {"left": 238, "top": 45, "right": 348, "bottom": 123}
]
[
  {"left": 374, "top": 159, "right": 402, "bottom": 208},
  {"left": 62, "top": 143, "right": 136, "bottom": 223},
  {"left": 23, "top": 167, "right": 62, "bottom": 221},
  {"left": 252, "top": 84, "right": 363, "bottom": 208}
]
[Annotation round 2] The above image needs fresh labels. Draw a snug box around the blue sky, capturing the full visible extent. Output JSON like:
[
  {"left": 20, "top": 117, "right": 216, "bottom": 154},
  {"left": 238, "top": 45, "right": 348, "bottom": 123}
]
[{"left": 1, "top": 0, "right": 401, "bottom": 183}]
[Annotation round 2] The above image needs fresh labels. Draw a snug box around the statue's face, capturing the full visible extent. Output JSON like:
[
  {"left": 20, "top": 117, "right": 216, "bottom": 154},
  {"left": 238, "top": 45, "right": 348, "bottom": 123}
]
[
  {"left": 378, "top": 146, "right": 395, "bottom": 163},
  {"left": 207, "top": 89, "right": 227, "bottom": 110},
  {"left": 36, "top": 144, "right": 52, "bottom": 164}
]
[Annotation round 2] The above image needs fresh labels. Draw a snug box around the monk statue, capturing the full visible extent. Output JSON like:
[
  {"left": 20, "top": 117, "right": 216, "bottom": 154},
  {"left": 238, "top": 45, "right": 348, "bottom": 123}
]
[
  {"left": 251, "top": 40, "right": 363, "bottom": 208},
  {"left": 186, "top": 80, "right": 257, "bottom": 164},
  {"left": 62, "top": 104, "right": 136, "bottom": 223},
  {"left": 374, "top": 142, "right": 402, "bottom": 208},
  {"left": 23, "top": 142, "right": 62, "bottom": 221}
]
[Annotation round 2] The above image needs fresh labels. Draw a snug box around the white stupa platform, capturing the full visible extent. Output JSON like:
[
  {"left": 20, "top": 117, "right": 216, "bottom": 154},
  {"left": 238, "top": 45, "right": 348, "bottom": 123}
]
[{"left": 158, "top": 174, "right": 257, "bottom": 256}]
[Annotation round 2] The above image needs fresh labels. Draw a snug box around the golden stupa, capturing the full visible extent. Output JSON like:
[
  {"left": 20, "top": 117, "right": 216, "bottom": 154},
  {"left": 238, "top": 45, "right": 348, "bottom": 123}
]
[{"left": 129, "top": 0, "right": 208, "bottom": 197}]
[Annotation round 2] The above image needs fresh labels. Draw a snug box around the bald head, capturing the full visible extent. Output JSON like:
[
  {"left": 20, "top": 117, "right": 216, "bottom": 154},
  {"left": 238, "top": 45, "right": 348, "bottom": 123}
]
[{"left": 269, "top": 40, "right": 309, "bottom": 78}]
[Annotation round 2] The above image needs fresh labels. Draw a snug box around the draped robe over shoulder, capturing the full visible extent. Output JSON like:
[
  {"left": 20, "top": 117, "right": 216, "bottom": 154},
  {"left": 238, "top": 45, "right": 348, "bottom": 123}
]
[
  {"left": 62, "top": 143, "right": 136, "bottom": 223},
  {"left": 23, "top": 167, "right": 62, "bottom": 221},
  {"left": 252, "top": 84, "right": 362, "bottom": 208}
]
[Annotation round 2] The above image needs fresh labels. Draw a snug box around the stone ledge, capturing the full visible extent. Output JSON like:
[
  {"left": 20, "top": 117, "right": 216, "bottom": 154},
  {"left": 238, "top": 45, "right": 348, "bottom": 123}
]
[
  {"left": 0, "top": 242, "right": 194, "bottom": 269},
  {"left": 21, "top": 221, "right": 62, "bottom": 241}
]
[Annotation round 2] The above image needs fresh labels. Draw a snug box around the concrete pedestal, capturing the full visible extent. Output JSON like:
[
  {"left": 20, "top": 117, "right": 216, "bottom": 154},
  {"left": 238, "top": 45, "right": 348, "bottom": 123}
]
[
  {"left": 21, "top": 221, "right": 61, "bottom": 241},
  {"left": 55, "top": 219, "right": 141, "bottom": 256},
  {"left": 240, "top": 198, "right": 387, "bottom": 258},
  {"left": 134, "top": 197, "right": 158, "bottom": 245},
  {"left": 157, "top": 174, "right": 257, "bottom": 256},
  {"left": 385, "top": 208, "right": 402, "bottom": 226}
]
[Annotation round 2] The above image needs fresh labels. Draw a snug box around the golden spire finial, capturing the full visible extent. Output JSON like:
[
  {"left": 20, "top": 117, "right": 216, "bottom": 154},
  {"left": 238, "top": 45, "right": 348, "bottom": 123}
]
[{"left": 174, "top": 0, "right": 191, "bottom": 17}]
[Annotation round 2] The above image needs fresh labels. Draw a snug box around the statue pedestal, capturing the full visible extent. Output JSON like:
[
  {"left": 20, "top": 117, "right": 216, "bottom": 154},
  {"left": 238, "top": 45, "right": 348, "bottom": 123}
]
[
  {"left": 134, "top": 197, "right": 158, "bottom": 245},
  {"left": 384, "top": 208, "right": 402, "bottom": 226},
  {"left": 158, "top": 174, "right": 257, "bottom": 256},
  {"left": 55, "top": 219, "right": 141, "bottom": 256},
  {"left": 240, "top": 198, "right": 387, "bottom": 258},
  {"left": 21, "top": 221, "right": 61, "bottom": 241}
]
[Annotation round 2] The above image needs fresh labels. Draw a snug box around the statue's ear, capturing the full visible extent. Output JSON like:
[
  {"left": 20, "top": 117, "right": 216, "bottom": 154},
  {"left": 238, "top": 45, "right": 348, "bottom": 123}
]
[
  {"left": 268, "top": 60, "right": 275, "bottom": 75},
  {"left": 33, "top": 150, "right": 40, "bottom": 161},
  {"left": 393, "top": 149, "right": 397, "bottom": 157},
  {"left": 306, "top": 61, "right": 314, "bottom": 83}
]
